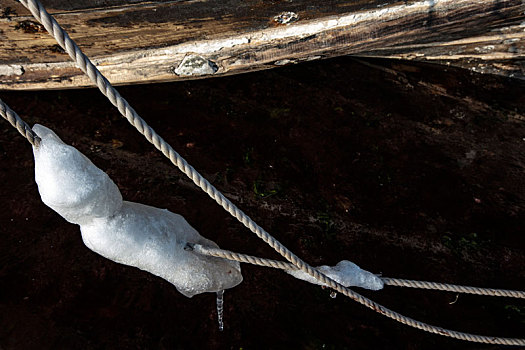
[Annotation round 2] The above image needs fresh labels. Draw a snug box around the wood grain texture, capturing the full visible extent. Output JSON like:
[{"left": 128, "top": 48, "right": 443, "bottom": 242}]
[{"left": 0, "top": 0, "right": 524, "bottom": 89}]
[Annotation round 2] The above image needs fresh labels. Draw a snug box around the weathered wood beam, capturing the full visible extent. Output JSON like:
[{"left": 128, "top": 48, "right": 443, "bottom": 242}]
[{"left": 0, "top": 0, "right": 524, "bottom": 90}]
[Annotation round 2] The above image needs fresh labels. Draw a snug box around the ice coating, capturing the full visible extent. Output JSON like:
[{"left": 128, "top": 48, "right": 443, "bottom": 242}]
[
  {"left": 81, "top": 202, "right": 242, "bottom": 297},
  {"left": 32, "top": 124, "right": 242, "bottom": 297},
  {"left": 287, "top": 260, "right": 384, "bottom": 291},
  {"left": 32, "top": 124, "right": 122, "bottom": 225}
]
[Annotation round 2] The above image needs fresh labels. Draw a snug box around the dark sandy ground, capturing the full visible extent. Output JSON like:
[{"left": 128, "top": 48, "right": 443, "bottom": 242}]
[{"left": 1, "top": 57, "right": 524, "bottom": 349}]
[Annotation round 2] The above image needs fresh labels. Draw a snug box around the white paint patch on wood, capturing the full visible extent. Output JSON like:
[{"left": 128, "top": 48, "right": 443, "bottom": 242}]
[
  {"left": 173, "top": 54, "right": 219, "bottom": 76},
  {"left": 0, "top": 64, "right": 24, "bottom": 76}
]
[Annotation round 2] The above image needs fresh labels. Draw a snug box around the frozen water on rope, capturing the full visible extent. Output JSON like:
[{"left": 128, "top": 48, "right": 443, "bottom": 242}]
[
  {"left": 32, "top": 124, "right": 242, "bottom": 297},
  {"left": 32, "top": 125, "right": 122, "bottom": 225},
  {"left": 287, "top": 260, "right": 384, "bottom": 291}
]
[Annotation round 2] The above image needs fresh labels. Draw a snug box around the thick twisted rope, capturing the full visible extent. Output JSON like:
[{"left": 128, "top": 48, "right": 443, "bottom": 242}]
[
  {"left": 381, "top": 278, "right": 525, "bottom": 298},
  {"left": 188, "top": 244, "right": 525, "bottom": 299},
  {"left": 17, "top": 0, "right": 525, "bottom": 345},
  {"left": 187, "top": 243, "right": 298, "bottom": 271},
  {"left": 0, "top": 98, "right": 40, "bottom": 147}
]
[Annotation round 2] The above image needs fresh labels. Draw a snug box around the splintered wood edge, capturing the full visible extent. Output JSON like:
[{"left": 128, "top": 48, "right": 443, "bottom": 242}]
[{"left": 1, "top": 0, "right": 524, "bottom": 90}]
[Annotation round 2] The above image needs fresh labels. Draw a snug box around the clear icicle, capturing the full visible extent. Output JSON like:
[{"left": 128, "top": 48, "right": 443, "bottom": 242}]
[{"left": 216, "top": 289, "right": 224, "bottom": 331}]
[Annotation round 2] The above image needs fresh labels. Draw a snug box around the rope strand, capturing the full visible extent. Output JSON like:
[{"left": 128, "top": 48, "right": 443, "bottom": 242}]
[
  {"left": 16, "top": 0, "right": 525, "bottom": 345},
  {"left": 381, "top": 278, "right": 525, "bottom": 298},
  {"left": 188, "top": 243, "right": 525, "bottom": 299},
  {"left": 0, "top": 98, "right": 40, "bottom": 147}
]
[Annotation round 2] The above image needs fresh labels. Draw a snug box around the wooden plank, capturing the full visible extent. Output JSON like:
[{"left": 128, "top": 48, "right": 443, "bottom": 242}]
[{"left": 0, "top": 0, "right": 524, "bottom": 89}]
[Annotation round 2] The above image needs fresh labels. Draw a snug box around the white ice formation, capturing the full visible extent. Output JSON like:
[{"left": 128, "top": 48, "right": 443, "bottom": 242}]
[
  {"left": 287, "top": 260, "right": 384, "bottom": 291},
  {"left": 32, "top": 124, "right": 242, "bottom": 297}
]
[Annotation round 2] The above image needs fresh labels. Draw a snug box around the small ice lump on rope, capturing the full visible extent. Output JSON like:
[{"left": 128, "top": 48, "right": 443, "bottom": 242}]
[
  {"left": 32, "top": 124, "right": 242, "bottom": 297},
  {"left": 287, "top": 260, "right": 384, "bottom": 291}
]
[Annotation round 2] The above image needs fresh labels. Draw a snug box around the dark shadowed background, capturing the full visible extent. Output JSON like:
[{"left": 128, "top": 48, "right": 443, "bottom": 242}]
[{"left": 1, "top": 57, "right": 524, "bottom": 349}]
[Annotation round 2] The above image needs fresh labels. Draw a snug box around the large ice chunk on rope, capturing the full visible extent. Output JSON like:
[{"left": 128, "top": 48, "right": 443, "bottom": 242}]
[
  {"left": 33, "top": 125, "right": 122, "bottom": 225},
  {"left": 32, "top": 124, "right": 242, "bottom": 297}
]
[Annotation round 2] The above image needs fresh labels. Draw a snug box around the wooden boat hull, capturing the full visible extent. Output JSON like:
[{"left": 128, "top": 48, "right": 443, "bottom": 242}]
[{"left": 0, "top": 0, "right": 524, "bottom": 90}]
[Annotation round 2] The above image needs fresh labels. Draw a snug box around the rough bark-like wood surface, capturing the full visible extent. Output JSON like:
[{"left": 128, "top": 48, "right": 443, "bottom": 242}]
[{"left": 0, "top": 0, "right": 524, "bottom": 89}]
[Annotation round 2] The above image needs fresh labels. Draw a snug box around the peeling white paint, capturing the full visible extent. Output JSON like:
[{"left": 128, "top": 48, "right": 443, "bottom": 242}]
[
  {"left": 69, "top": 0, "right": 516, "bottom": 65},
  {"left": 173, "top": 54, "right": 218, "bottom": 76},
  {"left": 250, "top": 0, "right": 464, "bottom": 45},
  {"left": 306, "top": 56, "right": 322, "bottom": 61},
  {"left": 156, "top": 0, "right": 465, "bottom": 57},
  {"left": 475, "top": 45, "right": 495, "bottom": 53},
  {"left": 273, "top": 12, "right": 299, "bottom": 25},
  {"left": 274, "top": 59, "right": 294, "bottom": 66},
  {"left": 161, "top": 37, "right": 250, "bottom": 57},
  {"left": 0, "top": 64, "right": 24, "bottom": 76},
  {"left": 2, "top": 0, "right": 521, "bottom": 89}
]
